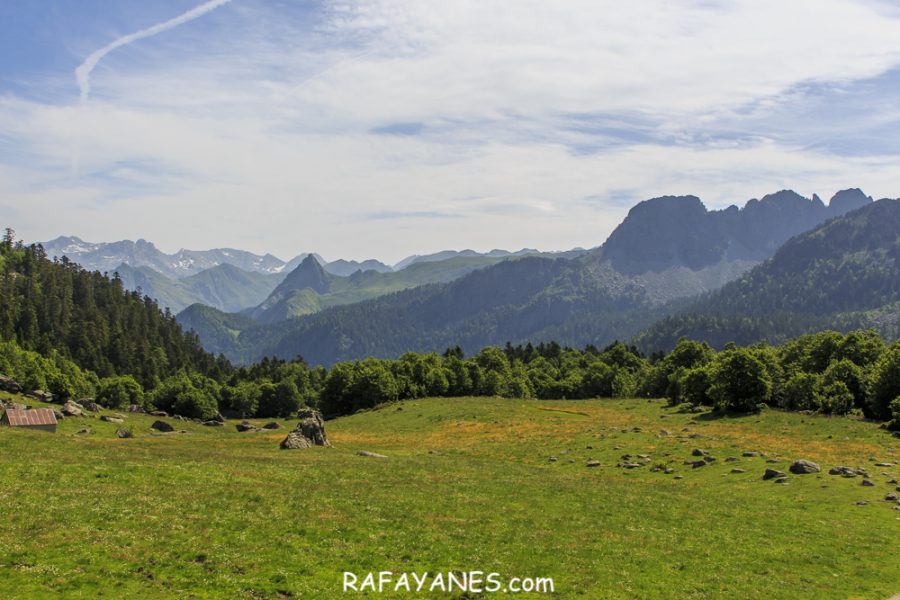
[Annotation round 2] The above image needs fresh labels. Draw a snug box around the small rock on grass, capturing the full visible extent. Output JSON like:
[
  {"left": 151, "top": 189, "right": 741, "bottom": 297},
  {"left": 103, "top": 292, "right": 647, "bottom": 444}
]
[
  {"left": 774, "top": 477, "right": 789, "bottom": 484},
  {"left": 861, "top": 479, "right": 875, "bottom": 487},
  {"left": 742, "top": 451, "right": 759, "bottom": 457},
  {"left": 115, "top": 428, "right": 132, "bottom": 439},
  {"left": 885, "top": 493, "right": 898, "bottom": 502},
  {"left": 356, "top": 451, "right": 388, "bottom": 458},
  {"left": 789, "top": 459, "right": 820, "bottom": 474},
  {"left": 730, "top": 468, "right": 746, "bottom": 474},
  {"left": 586, "top": 460, "right": 602, "bottom": 468},
  {"left": 763, "top": 468, "right": 785, "bottom": 480}
]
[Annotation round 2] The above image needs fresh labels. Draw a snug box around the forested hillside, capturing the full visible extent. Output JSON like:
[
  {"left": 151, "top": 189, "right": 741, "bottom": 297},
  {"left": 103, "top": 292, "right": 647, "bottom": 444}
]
[
  {"left": 0, "top": 230, "right": 225, "bottom": 388},
  {"left": 637, "top": 199, "right": 900, "bottom": 351},
  {"left": 115, "top": 262, "right": 284, "bottom": 313}
]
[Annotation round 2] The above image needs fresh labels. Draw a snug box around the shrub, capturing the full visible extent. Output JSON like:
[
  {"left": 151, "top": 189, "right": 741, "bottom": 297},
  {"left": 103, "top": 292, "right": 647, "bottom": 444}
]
[
  {"left": 819, "top": 381, "right": 855, "bottom": 415},
  {"left": 680, "top": 366, "right": 712, "bottom": 407},
  {"left": 257, "top": 379, "right": 302, "bottom": 418},
  {"left": 822, "top": 359, "right": 866, "bottom": 410},
  {"left": 223, "top": 381, "right": 261, "bottom": 418},
  {"left": 708, "top": 349, "right": 771, "bottom": 412},
  {"left": 782, "top": 372, "right": 823, "bottom": 411},
  {"left": 97, "top": 375, "right": 145, "bottom": 408},
  {"left": 152, "top": 372, "right": 221, "bottom": 420},
  {"left": 172, "top": 387, "right": 219, "bottom": 421},
  {"left": 867, "top": 344, "right": 900, "bottom": 420},
  {"left": 887, "top": 397, "right": 900, "bottom": 431}
]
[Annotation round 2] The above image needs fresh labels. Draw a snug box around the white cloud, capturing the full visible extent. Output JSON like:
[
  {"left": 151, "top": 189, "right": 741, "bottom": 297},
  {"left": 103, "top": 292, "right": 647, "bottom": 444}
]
[{"left": 2, "top": 0, "right": 900, "bottom": 262}]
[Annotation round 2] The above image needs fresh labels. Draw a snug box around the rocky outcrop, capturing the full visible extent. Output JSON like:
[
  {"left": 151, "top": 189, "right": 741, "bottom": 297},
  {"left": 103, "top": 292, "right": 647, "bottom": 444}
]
[{"left": 280, "top": 408, "right": 330, "bottom": 449}]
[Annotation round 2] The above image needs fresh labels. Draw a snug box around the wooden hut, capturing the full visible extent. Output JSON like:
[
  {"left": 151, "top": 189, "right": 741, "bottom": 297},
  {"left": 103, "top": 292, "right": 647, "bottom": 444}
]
[{"left": 1, "top": 408, "right": 58, "bottom": 433}]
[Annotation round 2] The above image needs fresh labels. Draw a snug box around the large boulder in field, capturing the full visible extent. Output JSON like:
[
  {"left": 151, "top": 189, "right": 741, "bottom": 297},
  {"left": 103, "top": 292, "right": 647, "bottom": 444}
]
[
  {"left": 280, "top": 408, "right": 330, "bottom": 449},
  {"left": 30, "top": 390, "right": 54, "bottom": 403},
  {"left": 789, "top": 459, "right": 821, "bottom": 474},
  {"left": 81, "top": 400, "right": 102, "bottom": 413},
  {"left": 61, "top": 401, "right": 83, "bottom": 417},
  {"left": 0, "top": 375, "right": 22, "bottom": 393},
  {"left": 151, "top": 420, "right": 174, "bottom": 432}
]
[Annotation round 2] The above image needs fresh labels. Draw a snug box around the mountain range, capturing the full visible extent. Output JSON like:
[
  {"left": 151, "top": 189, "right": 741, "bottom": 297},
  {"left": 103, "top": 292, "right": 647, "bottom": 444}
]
[
  {"left": 41, "top": 236, "right": 569, "bottom": 313},
  {"left": 176, "top": 187, "right": 884, "bottom": 365},
  {"left": 41, "top": 236, "right": 556, "bottom": 279}
]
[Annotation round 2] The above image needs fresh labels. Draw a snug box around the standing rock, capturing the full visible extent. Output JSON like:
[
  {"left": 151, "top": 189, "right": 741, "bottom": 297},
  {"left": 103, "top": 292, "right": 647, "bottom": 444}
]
[
  {"left": 81, "top": 400, "right": 102, "bottom": 413},
  {"left": 280, "top": 408, "right": 330, "bottom": 449},
  {"left": 789, "top": 460, "right": 821, "bottom": 475},
  {"left": 128, "top": 404, "right": 146, "bottom": 413}
]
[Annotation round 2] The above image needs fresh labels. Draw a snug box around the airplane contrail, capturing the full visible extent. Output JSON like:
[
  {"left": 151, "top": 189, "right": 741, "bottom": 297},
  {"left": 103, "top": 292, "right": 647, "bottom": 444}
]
[{"left": 75, "top": 0, "right": 234, "bottom": 103}]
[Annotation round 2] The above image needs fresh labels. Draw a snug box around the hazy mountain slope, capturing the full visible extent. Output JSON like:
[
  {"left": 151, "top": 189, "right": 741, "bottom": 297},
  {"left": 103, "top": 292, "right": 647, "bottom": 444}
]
[
  {"left": 176, "top": 304, "right": 260, "bottom": 358},
  {"left": 246, "top": 253, "right": 584, "bottom": 324},
  {"left": 636, "top": 199, "right": 900, "bottom": 351},
  {"left": 325, "top": 258, "right": 393, "bottom": 276},
  {"left": 600, "top": 188, "right": 872, "bottom": 274},
  {"left": 115, "top": 263, "right": 284, "bottom": 313}
]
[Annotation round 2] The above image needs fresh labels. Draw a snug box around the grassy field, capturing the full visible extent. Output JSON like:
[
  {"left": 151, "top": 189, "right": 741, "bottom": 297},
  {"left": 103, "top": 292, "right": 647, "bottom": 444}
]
[{"left": 1, "top": 392, "right": 898, "bottom": 599}]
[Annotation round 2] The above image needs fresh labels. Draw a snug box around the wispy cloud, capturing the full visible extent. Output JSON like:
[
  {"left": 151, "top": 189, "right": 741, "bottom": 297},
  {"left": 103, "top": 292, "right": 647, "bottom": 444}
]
[
  {"left": 2, "top": 0, "right": 900, "bottom": 263},
  {"left": 74, "top": 0, "right": 233, "bottom": 103}
]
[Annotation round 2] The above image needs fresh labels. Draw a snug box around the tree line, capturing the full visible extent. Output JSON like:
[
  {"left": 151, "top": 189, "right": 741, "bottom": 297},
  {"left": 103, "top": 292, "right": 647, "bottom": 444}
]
[{"left": 1, "top": 229, "right": 898, "bottom": 429}]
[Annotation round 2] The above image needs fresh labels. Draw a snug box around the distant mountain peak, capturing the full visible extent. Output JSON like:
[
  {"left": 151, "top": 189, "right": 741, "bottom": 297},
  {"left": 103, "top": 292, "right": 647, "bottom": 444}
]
[
  {"left": 601, "top": 188, "right": 874, "bottom": 275},
  {"left": 828, "top": 188, "right": 873, "bottom": 214},
  {"left": 280, "top": 253, "right": 331, "bottom": 294}
]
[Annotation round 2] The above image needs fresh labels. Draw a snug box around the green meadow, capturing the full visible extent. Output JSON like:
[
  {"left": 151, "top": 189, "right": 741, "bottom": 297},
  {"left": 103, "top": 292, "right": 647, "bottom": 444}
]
[{"left": 1, "top": 393, "right": 898, "bottom": 599}]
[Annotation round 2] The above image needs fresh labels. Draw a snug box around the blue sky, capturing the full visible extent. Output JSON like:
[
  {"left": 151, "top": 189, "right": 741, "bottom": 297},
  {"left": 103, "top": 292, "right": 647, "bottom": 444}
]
[{"left": 1, "top": 0, "right": 900, "bottom": 263}]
